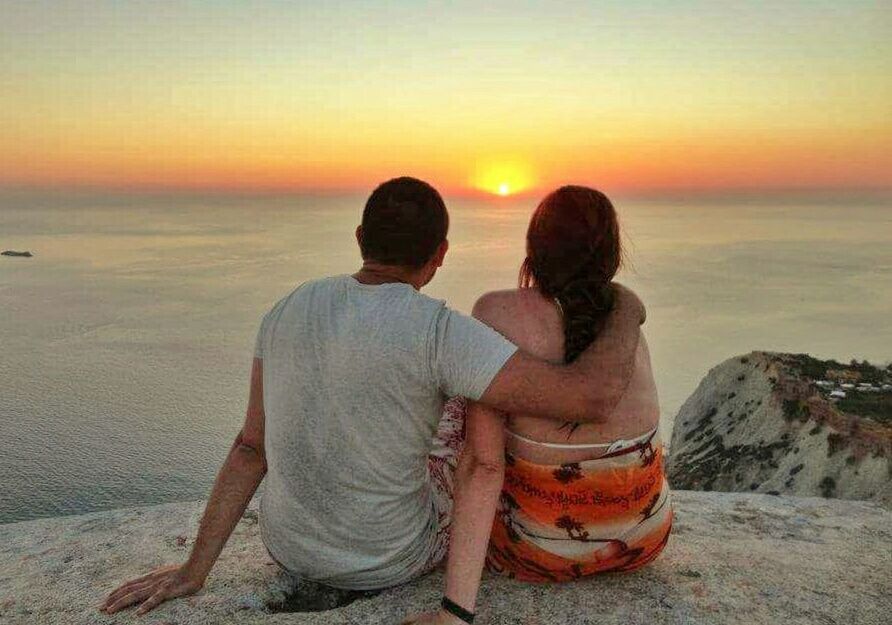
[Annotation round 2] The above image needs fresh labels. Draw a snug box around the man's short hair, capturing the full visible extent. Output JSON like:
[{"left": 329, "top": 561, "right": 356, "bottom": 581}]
[{"left": 360, "top": 177, "right": 449, "bottom": 268}]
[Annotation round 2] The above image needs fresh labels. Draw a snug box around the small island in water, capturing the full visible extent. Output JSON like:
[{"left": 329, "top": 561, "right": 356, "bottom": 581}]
[{"left": 1, "top": 250, "right": 33, "bottom": 257}]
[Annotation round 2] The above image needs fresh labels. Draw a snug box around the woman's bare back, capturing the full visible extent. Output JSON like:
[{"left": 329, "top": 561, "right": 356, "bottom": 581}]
[{"left": 476, "top": 286, "right": 660, "bottom": 464}]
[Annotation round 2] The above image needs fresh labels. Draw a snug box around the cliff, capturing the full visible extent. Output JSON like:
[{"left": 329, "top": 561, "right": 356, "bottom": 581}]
[
  {"left": 668, "top": 352, "right": 892, "bottom": 508},
  {"left": 1, "top": 491, "right": 889, "bottom": 625}
]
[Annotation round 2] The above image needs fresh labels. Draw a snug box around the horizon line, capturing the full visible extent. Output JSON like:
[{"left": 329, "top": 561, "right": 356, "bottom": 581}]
[{"left": 2, "top": 181, "right": 890, "bottom": 203}]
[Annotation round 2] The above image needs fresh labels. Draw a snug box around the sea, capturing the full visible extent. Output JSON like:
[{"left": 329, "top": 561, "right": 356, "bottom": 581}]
[{"left": 1, "top": 189, "right": 890, "bottom": 524}]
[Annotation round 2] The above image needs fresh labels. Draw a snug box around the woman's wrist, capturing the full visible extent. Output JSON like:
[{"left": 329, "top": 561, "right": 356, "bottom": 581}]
[{"left": 441, "top": 596, "right": 475, "bottom": 624}]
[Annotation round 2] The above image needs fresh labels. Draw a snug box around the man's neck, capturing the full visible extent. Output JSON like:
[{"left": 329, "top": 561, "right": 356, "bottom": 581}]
[{"left": 353, "top": 263, "right": 424, "bottom": 290}]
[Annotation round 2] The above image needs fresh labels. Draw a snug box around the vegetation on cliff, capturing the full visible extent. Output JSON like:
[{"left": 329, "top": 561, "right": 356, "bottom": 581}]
[{"left": 783, "top": 353, "right": 892, "bottom": 424}]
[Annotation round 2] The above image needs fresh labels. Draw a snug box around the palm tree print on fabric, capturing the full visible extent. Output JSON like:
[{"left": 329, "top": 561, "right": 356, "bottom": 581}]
[
  {"left": 639, "top": 441, "right": 657, "bottom": 467},
  {"left": 498, "top": 492, "right": 523, "bottom": 543},
  {"left": 555, "top": 515, "right": 590, "bottom": 541},
  {"left": 552, "top": 462, "right": 583, "bottom": 484},
  {"left": 485, "top": 430, "right": 672, "bottom": 583},
  {"left": 640, "top": 490, "right": 670, "bottom": 523}
]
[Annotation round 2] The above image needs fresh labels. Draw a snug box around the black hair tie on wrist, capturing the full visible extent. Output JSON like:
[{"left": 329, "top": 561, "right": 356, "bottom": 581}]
[{"left": 441, "top": 596, "right": 475, "bottom": 624}]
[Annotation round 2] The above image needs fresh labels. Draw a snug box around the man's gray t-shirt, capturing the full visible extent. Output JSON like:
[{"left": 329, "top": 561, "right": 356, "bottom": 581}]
[{"left": 254, "top": 275, "right": 517, "bottom": 589}]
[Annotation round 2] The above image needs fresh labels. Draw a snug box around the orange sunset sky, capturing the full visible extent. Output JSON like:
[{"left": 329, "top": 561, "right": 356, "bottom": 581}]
[{"left": 1, "top": 1, "right": 890, "bottom": 197}]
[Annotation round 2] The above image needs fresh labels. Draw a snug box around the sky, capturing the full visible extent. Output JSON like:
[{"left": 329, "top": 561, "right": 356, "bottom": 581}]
[{"left": 1, "top": 0, "right": 890, "bottom": 197}]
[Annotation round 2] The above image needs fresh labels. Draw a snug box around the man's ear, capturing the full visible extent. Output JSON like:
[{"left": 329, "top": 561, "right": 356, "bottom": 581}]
[
  {"left": 434, "top": 239, "right": 449, "bottom": 267},
  {"left": 355, "top": 225, "right": 363, "bottom": 248}
]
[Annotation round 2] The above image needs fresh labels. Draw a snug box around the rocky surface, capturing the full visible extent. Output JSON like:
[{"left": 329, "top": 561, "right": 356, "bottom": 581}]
[
  {"left": 1, "top": 491, "right": 890, "bottom": 625},
  {"left": 669, "top": 352, "right": 892, "bottom": 508}
]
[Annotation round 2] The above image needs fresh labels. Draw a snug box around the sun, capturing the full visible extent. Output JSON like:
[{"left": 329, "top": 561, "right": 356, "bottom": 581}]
[{"left": 471, "top": 160, "right": 534, "bottom": 197}]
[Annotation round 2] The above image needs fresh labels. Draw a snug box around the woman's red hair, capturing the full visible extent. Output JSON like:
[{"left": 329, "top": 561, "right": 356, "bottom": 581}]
[{"left": 519, "top": 185, "right": 622, "bottom": 363}]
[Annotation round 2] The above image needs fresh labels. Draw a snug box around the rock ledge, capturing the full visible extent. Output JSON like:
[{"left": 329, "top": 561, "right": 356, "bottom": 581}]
[{"left": 1, "top": 491, "right": 889, "bottom": 624}]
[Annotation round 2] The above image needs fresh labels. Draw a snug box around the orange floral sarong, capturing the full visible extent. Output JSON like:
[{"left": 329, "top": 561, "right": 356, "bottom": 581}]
[{"left": 486, "top": 429, "right": 672, "bottom": 582}]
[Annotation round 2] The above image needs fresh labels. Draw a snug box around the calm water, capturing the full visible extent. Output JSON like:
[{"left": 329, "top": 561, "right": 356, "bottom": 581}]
[{"left": 2, "top": 190, "right": 890, "bottom": 524}]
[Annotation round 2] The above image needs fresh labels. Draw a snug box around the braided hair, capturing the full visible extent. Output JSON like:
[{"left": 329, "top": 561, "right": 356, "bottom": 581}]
[{"left": 519, "top": 186, "right": 622, "bottom": 431}]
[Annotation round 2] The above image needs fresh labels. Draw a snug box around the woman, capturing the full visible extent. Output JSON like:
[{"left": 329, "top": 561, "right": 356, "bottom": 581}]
[{"left": 406, "top": 186, "right": 671, "bottom": 625}]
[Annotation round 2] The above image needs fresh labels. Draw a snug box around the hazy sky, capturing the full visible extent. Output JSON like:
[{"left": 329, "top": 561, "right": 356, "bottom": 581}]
[{"left": 2, "top": 1, "right": 890, "bottom": 195}]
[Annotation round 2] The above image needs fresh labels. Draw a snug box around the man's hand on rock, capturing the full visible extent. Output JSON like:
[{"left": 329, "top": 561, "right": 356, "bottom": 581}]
[{"left": 99, "top": 563, "right": 203, "bottom": 615}]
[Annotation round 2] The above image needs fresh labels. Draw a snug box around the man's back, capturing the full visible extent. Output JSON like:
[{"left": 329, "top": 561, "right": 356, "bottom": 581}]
[{"left": 254, "top": 275, "right": 516, "bottom": 589}]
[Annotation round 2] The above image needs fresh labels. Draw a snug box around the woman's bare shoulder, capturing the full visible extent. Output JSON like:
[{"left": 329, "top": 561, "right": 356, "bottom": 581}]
[
  {"left": 472, "top": 288, "right": 561, "bottom": 350},
  {"left": 472, "top": 288, "right": 550, "bottom": 321},
  {"left": 611, "top": 282, "right": 646, "bottom": 324},
  {"left": 471, "top": 288, "right": 523, "bottom": 323}
]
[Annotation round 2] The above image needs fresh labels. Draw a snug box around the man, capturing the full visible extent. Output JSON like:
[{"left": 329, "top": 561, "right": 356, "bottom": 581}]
[{"left": 100, "top": 177, "right": 643, "bottom": 616}]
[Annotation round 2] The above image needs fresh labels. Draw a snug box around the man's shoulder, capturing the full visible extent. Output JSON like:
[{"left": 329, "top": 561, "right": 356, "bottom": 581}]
[
  {"left": 298, "top": 274, "right": 348, "bottom": 292},
  {"left": 279, "top": 275, "right": 345, "bottom": 302},
  {"left": 404, "top": 287, "right": 448, "bottom": 310},
  {"left": 260, "top": 275, "right": 346, "bottom": 319}
]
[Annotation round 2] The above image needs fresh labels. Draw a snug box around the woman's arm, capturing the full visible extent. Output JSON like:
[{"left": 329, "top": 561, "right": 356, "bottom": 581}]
[
  {"left": 442, "top": 401, "right": 507, "bottom": 614},
  {"left": 403, "top": 400, "right": 506, "bottom": 625},
  {"left": 100, "top": 358, "right": 268, "bottom": 615}
]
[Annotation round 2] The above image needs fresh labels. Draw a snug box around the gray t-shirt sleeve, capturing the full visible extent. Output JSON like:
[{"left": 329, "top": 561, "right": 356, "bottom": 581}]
[{"left": 430, "top": 307, "right": 518, "bottom": 400}]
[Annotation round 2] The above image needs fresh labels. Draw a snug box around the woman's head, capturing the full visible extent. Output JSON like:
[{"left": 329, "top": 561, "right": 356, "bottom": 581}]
[{"left": 519, "top": 186, "right": 623, "bottom": 362}]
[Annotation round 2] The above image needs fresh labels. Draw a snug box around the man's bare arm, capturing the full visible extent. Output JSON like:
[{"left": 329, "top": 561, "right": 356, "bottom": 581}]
[
  {"left": 477, "top": 285, "right": 643, "bottom": 423},
  {"left": 100, "top": 358, "right": 268, "bottom": 615}
]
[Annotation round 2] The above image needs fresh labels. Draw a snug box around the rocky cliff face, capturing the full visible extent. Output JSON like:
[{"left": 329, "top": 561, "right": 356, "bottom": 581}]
[
  {"left": 1, "top": 492, "right": 889, "bottom": 625},
  {"left": 668, "top": 352, "right": 892, "bottom": 508}
]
